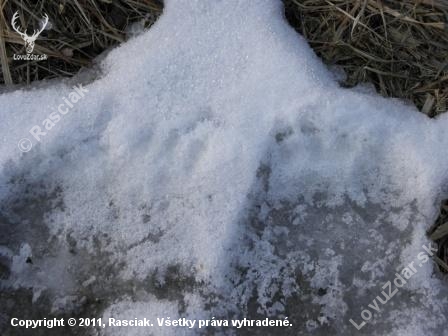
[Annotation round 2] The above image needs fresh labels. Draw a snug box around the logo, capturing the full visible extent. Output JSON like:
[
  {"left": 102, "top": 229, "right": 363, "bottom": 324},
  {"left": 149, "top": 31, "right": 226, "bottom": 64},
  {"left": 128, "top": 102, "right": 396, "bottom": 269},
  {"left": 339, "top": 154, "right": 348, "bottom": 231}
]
[{"left": 11, "top": 11, "right": 49, "bottom": 60}]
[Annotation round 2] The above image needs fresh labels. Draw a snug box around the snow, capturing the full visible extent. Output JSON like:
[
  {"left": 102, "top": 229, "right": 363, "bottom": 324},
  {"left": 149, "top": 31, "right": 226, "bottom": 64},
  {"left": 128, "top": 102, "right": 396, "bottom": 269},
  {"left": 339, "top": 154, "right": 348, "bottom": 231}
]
[{"left": 1, "top": 0, "right": 448, "bottom": 335}]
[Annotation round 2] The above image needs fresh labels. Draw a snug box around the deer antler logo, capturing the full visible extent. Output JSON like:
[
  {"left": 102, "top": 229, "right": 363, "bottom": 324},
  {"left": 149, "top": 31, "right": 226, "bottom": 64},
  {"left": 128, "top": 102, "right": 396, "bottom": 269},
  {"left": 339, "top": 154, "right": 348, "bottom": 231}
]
[{"left": 11, "top": 11, "right": 49, "bottom": 54}]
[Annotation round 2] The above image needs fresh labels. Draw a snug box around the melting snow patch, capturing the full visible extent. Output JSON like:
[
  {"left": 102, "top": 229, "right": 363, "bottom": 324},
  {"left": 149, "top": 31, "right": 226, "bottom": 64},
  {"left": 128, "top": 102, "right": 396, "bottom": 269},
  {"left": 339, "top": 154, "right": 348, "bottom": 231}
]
[{"left": 1, "top": 0, "right": 448, "bottom": 335}]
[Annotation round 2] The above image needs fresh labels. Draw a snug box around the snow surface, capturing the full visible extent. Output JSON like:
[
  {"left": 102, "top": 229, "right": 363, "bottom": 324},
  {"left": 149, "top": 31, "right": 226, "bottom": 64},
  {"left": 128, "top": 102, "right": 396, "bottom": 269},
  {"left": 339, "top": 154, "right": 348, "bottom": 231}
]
[{"left": 1, "top": 0, "right": 448, "bottom": 335}]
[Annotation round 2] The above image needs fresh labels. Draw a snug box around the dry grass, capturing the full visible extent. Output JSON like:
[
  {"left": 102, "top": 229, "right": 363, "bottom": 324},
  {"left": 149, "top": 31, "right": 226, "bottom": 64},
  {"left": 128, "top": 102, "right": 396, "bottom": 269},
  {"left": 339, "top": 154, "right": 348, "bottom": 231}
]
[
  {"left": 0, "top": 0, "right": 162, "bottom": 86},
  {"left": 283, "top": 0, "right": 448, "bottom": 117},
  {"left": 428, "top": 200, "right": 448, "bottom": 273}
]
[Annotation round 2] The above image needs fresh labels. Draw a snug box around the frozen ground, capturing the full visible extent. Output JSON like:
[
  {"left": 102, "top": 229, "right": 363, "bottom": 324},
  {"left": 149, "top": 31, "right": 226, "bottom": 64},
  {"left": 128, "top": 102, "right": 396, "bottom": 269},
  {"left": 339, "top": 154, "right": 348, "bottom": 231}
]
[{"left": 1, "top": 0, "right": 448, "bottom": 335}]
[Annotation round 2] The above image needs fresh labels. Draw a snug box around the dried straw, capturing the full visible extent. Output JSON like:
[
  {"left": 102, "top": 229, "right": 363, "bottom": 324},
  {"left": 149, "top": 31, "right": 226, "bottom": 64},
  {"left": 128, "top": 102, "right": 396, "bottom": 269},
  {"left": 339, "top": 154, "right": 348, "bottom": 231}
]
[
  {"left": 428, "top": 200, "right": 448, "bottom": 273},
  {"left": 284, "top": 0, "right": 448, "bottom": 117},
  {"left": 0, "top": 0, "right": 162, "bottom": 86}
]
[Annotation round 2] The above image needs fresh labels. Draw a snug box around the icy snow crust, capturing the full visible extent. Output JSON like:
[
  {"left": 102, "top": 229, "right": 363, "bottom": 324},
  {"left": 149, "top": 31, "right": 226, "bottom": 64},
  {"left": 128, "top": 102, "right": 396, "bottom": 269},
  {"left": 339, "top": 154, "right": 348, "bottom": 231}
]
[{"left": 1, "top": 0, "right": 448, "bottom": 335}]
